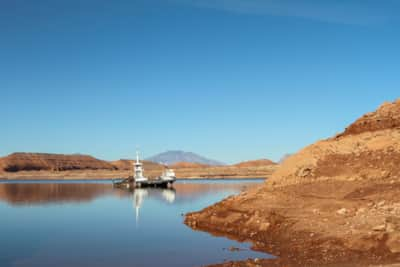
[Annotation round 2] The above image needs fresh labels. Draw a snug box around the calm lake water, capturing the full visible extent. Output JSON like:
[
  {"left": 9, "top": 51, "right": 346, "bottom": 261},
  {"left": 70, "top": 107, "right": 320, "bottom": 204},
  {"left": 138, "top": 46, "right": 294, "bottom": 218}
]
[{"left": 0, "top": 179, "right": 271, "bottom": 267}]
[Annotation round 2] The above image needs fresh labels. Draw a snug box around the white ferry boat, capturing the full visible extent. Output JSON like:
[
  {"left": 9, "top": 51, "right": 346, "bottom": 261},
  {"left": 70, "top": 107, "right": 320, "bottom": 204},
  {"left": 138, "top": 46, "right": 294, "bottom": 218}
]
[{"left": 114, "top": 151, "right": 176, "bottom": 188}]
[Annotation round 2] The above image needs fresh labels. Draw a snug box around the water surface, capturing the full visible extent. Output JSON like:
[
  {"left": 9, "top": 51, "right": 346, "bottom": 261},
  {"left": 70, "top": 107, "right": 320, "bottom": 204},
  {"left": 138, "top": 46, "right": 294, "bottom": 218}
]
[{"left": 0, "top": 179, "right": 271, "bottom": 267}]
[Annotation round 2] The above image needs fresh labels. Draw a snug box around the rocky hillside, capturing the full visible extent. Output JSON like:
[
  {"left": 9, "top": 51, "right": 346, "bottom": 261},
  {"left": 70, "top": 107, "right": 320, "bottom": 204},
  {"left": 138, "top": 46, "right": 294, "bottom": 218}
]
[
  {"left": 186, "top": 99, "right": 400, "bottom": 267},
  {"left": 341, "top": 99, "right": 400, "bottom": 136},
  {"left": 269, "top": 99, "right": 400, "bottom": 187},
  {"left": 0, "top": 153, "right": 116, "bottom": 172}
]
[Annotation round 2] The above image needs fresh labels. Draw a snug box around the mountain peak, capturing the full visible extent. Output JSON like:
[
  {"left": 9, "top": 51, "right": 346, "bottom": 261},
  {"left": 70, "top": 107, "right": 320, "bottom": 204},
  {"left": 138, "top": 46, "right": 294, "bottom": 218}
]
[
  {"left": 146, "top": 151, "right": 224, "bottom": 166},
  {"left": 341, "top": 98, "right": 400, "bottom": 137}
]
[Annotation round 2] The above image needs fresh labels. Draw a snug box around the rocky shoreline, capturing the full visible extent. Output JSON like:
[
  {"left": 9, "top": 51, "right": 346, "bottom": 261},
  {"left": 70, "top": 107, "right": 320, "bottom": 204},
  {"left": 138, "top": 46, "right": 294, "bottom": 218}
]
[
  {"left": 0, "top": 166, "right": 276, "bottom": 180},
  {"left": 186, "top": 180, "right": 400, "bottom": 266},
  {"left": 185, "top": 99, "right": 400, "bottom": 267}
]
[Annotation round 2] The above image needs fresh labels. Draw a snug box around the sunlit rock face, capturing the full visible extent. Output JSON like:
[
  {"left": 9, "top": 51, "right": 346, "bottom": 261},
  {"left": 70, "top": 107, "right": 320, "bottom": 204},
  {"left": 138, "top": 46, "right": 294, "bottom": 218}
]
[
  {"left": 185, "top": 99, "right": 400, "bottom": 267},
  {"left": 342, "top": 99, "right": 400, "bottom": 136},
  {"left": 268, "top": 98, "right": 400, "bottom": 187}
]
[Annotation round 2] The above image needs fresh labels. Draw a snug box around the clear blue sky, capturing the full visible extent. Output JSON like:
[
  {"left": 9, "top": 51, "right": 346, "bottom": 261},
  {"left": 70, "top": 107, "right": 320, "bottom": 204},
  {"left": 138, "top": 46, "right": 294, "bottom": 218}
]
[{"left": 1, "top": 0, "right": 399, "bottom": 163}]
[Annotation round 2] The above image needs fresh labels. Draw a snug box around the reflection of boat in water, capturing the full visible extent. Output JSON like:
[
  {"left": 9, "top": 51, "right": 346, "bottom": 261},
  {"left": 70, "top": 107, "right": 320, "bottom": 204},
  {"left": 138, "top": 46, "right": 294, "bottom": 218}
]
[
  {"left": 114, "top": 151, "right": 176, "bottom": 189},
  {"left": 133, "top": 188, "right": 176, "bottom": 225}
]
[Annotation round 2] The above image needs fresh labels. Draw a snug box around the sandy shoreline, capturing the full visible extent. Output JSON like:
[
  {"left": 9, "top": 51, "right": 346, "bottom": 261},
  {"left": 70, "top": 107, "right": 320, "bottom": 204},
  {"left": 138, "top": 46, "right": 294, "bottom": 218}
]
[
  {"left": 185, "top": 180, "right": 400, "bottom": 267},
  {"left": 0, "top": 166, "right": 276, "bottom": 180},
  {"left": 0, "top": 176, "right": 266, "bottom": 180}
]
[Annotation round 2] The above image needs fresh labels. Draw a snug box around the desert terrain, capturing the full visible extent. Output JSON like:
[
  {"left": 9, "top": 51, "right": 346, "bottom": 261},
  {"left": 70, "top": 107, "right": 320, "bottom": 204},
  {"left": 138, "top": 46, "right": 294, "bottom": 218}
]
[
  {"left": 185, "top": 99, "right": 400, "bottom": 266},
  {"left": 0, "top": 153, "right": 277, "bottom": 180}
]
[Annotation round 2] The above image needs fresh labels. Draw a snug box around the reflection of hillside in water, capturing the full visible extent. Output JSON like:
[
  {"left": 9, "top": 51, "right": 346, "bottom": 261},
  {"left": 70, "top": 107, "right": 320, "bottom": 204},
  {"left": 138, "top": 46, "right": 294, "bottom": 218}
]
[
  {"left": 0, "top": 181, "right": 259, "bottom": 206},
  {"left": 0, "top": 183, "right": 128, "bottom": 205},
  {"left": 173, "top": 182, "right": 255, "bottom": 201}
]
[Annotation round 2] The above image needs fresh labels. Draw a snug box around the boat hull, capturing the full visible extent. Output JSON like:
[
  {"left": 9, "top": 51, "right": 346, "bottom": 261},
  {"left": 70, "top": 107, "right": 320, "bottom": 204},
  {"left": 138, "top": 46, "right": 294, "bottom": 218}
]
[
  {"left": 135, "top": 179, "right": 175, "bottom": 188},
  {"left": 113, "top": 178, "right": 175, "bottom": 189}
]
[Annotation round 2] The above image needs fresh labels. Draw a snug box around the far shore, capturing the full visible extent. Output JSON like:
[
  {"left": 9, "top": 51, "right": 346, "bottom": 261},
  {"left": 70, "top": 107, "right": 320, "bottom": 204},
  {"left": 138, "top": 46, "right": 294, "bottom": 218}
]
[{"left": 0, "top": 169, "right": 272, "bottom": 180}]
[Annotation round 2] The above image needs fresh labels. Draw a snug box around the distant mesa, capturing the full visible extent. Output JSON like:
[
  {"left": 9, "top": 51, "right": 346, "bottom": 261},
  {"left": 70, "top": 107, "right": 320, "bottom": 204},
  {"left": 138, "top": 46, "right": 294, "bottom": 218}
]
[
  {"left": 0, "top": 151, "right": 278, "bottom": 179},
  {"left": 0, "top": 152, "right": 116, "bottom": 172},
  {"left": 1, "top": 151, "right": 277, "bottom": 174},
  {"left": 146, "top": 150, "right": 225, "bottom": 166},
  {"left": 233, "top": 159, "right": 277, "bottom": 168},
  {"left": 0, "top": 153, "right": 167, "bottom": 174}
]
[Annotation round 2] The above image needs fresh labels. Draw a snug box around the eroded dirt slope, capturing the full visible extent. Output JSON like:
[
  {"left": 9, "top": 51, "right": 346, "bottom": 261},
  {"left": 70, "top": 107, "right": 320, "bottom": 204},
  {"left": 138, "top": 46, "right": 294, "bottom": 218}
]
[{"left": 186, "top": 99, "right": 400, "bottom": 267}]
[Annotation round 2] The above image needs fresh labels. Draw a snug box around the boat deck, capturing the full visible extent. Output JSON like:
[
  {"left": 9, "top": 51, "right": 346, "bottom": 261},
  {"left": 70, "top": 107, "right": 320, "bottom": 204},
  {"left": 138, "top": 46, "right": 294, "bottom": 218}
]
[{"left": 113, "top": 177, "right": 175, "bottom": 189}]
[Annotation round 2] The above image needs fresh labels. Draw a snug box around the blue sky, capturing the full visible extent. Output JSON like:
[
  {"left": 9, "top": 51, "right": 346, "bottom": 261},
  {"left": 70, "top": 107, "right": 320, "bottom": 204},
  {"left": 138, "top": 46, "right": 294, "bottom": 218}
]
[{"left": 1, "top": 0, "right": 399, "bottom": 163}]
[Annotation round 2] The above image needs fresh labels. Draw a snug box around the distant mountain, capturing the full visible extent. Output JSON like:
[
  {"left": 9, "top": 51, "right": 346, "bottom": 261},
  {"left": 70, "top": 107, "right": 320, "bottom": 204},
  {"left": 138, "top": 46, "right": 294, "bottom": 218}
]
[{"left": 146, "top": 151, "right": 225, "bottom": 166}]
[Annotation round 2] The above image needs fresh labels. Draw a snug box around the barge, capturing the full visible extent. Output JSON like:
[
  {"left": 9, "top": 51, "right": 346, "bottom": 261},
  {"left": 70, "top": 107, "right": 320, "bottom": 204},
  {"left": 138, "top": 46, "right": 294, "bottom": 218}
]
[{"left": 113, "top": 151, "right": 176, "bottom": 189}]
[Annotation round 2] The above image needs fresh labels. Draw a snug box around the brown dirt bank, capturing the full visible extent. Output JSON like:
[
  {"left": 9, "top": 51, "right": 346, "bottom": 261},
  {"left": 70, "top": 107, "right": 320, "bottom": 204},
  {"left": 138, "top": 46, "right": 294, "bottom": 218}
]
[
  {"left": 0, "top": 170, "right": 132, "bottom": 180},
  {"left": 187, "top": 180, "right": 400, "bottom": 266},
  {"left": 0, "top": 165, "right": 277, "bottom": 180},
  {"left": 174, "top": 165, "right": 277, "bottom": 179},
  {"left": 185, "top": 99, "right": 400, "bottom": 267}
]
